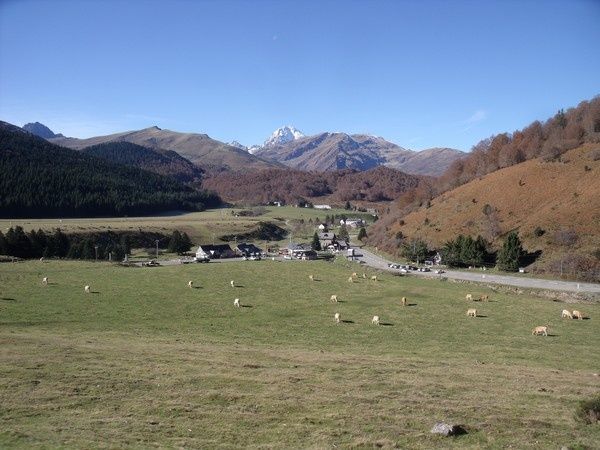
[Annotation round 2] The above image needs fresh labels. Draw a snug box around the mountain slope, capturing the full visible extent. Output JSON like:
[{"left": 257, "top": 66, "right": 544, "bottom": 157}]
[
  {"left": 255, "top": 132, "right": 463, "bottom": 176},
  {"left": 0, "top": 121, "right": 220, "bottom": 218},
  {"left": 369, "top": 144, "right": 600, "bottom": 267},
  {"left": 50, "top": 126, "right": 280, "bottom": 173},
  {"left": 81, "top": 141, "right": 204, "bottom": 184},
  {"left": 202, "top": 166, "right": 423, "bottom": 205}
]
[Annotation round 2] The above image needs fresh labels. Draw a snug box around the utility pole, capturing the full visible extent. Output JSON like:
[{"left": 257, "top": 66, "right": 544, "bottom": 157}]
[
  {"left": 155, "top": 239, "right": 159, "bottom": 260},
  {"left": 94, "top": 245, "right": 98, "bottom": 261}
]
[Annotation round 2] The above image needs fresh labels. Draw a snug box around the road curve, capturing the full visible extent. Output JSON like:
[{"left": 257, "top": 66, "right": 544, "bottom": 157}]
[{"left": 353, "top": 247, "right": 600, "bottom": 294}]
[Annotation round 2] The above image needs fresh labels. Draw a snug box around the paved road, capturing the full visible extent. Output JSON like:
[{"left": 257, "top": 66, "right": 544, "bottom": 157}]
[{"left": 353, "top": 247, "right": 600, "bottom": 294}]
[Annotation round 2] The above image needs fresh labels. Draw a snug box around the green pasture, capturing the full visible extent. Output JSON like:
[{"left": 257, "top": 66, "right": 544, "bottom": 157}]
[
  {"left": 0, "top": 259, "right": 598, "bottom": 448},
  {"left": 0, "top": 206, "right": 370, "bottom": 246}
]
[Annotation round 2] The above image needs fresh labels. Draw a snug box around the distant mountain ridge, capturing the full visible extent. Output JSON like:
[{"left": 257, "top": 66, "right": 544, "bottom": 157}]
[
  {"left": 24, "top": 121, "right": 463, "bottom": 176},
  {"left": 22, "top": 122, "right": 63, "bottom": 139},
  {"left": 48, "top": 126, "right": 281, "bottom": 173},
  {"left": 255, "top": 131, "right": 464, "bottom": 176}
]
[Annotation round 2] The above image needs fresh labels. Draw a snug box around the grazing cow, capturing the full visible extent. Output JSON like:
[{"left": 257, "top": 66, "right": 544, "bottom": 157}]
[
  {"left": 84, "top": 285, "right": 91, "bottom": 293},
  {"left": 561, "top": 309, "right": 573, "bottom": 319},
  {"left": 362, "top": 273, "right": 367, "bottom": 279},
  {"left": 188, "top": 281, "right": 193, "bottom": 288},
  {"left": 401, "top": 297, "right": 407, "bottom": 306},
  {"left": 42, "top": 277, "right": 48, "bottom": 286},
  {"left": 371, "top": 275, "right": 378, "bottom": 281},
  {"left": 479, "top": 294, "right": 489, "bottom": 302},
  {"left": 334, "top": 312, "right": 341, "bottom": 324},
  {"left": 351, "top": 272, "right": 358, "bottom": 278},
  {"left": 234, "top": 298, "right": 240, "bottom": 308},
  {"left": 230, "top": 280, "right": 235, "bottom": 288},
  {"left": 466, "top": 308, "right": 477, "bottom": 317},
  {"left": 532, "top": 326, "right": 548, "bottom": 336},
  {"left": 572, "top": 310, "right": 584, "bottom": 320},
  {"left": 371, "top": 315, "right": 380, "bottom": 325},
  {"left": 330, "top": 294, "right": 338, "bottom": 303},
  {"left": 466, "top": 294, "right": 473, "bottom": 301},
  {"left": 309, "top": 275, "right": 314, "bottom": 281},
  {"left": 348, "top": 276, "right": 354, "bottom": 283}
]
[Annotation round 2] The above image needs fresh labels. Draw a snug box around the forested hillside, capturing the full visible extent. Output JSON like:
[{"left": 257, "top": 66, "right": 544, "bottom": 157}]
[
  {"left": 0, "top": 121, "right": 221, "bottom": 218},
  {"left": 202, "top": 166, "right": 423, "bottom": 205},
  {"left": 82, "top": 141, "right": 204, "bottom": 184},
  {"left": 386, "top": 97, "right": 600, "bottom": 213}
]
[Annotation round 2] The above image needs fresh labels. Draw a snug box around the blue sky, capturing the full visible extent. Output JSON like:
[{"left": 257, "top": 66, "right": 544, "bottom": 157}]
[{"left": 1, "top": 0, "right": 599, "bottom": 151}]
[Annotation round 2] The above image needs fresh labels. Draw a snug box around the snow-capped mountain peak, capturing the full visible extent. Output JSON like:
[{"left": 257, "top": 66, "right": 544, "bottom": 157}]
[{"left": 263, "top": 126, "right": 304, "bottom": 147}]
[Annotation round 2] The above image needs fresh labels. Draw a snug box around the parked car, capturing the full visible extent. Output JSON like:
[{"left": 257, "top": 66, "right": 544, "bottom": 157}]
[
  {"left": 143, "top": 260, "right": 160, "bottom": 267},
  {"left": 418, "top": 267, "right": 431, "bottom": 272}
]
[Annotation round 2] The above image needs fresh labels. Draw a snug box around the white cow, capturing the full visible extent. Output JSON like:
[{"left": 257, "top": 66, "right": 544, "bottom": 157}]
[
  {"left": 334, "top": 312, "right": 341, "bottom": 324},
  {"left": 372, "top": 315, "right": 380, "bottom": 325},
  {"left": 234, "top": 298, "right": 240, "bottom": 308}
]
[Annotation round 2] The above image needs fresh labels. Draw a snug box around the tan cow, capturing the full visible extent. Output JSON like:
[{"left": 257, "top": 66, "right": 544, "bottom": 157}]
[
  {"left": 330, "top": 294, "right": 338, "bottom": 303},
  {"left": 466, "top": 294, "right": 473, "bottom": 301},
  {"left": 532, "top": 326, "right": 548, "bottom": 336},
  {"left": 401, "top": 297, "right": 407, "bottom": 306},
  {"left": 466, "top": 308, "right": 477, "bottom": 317},
  {"left": 561, "top": 309, "right": 573, "bottom": 319},
  {"left": 572, "top": 310, "right": 584, "bottom": 320},
  {"left": 334, "top": 312, "right": 341, "bottom": 324}
]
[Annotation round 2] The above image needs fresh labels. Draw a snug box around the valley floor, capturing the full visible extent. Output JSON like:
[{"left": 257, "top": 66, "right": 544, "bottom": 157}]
[{"left": 1, "top": 259, "right": 599, "bottom": 449}]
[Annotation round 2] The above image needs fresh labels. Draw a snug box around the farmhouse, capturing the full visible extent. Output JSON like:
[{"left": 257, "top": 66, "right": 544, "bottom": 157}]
[
  {"left": 340, "top": 218, "right": 366, "bottom": 228},
  {"left": 196, "top": 244, "right": 236, "bottom": 259},
  {"left": 236, "top": 243, "right": 263, "bottom": 257},
  {"left": 286, "top": 243, "right": 318, "bottom": 260},
  {"left": 317, "top": 223, "right": 328, "bottom": 231}
]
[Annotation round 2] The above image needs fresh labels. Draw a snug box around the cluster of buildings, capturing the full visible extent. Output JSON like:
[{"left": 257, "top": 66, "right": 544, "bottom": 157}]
[{"left": 194, "top": 230, "right": 351, "bottom": 262}]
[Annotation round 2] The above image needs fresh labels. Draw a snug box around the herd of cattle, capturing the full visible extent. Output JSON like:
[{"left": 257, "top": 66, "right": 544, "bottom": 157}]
[{"left": 40, "top": 270, "right": 588, "bottom": 335}]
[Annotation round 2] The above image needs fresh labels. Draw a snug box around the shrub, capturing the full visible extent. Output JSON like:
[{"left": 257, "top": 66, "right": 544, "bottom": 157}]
[
  {"left": 575, "top": 395, "right": 600, "bottom": 424},
  {"left": 534, "top": 227, "right": 545, "bottom": 237}
]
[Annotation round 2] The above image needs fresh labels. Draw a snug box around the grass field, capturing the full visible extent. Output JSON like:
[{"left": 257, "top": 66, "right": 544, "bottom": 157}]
[
  {"left": 1, "top": 259, "right": 599, "bottom": 449},
  {"left": 0, "top": 206, "right": 370, "bottom": 245}
]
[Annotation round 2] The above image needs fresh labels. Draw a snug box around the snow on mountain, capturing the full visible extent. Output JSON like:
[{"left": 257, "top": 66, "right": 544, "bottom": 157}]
[
  {"left": 263, "top": 126, "right": 304, "bottom": 147},
  {"left": 247, "top": 145, "right": 262, "bottom": 154},
  {"left": 228, "top": 141, "right": 247, "bottom": 150}
]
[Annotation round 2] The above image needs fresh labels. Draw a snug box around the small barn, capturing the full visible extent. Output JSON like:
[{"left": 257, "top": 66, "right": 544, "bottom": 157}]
[{"left": 196, "top": 244, "right": 235, "bottom": 259}]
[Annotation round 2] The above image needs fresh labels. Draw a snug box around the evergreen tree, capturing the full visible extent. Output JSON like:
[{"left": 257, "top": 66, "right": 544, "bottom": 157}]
[
  {"left": 120, "top": 234, "right": 131, "bottom": 254},
  {"left": 344, "top": 200, "right": 352, "bottom": 210},
  {"left": 180, "top": 232, "right": 193, "bottom": 253},
  {"left": 81, "top": 239, "right": 95, "bottom": 260},
  {"left": 497, "top": 232, "right": 524, "bottom": 272},
  {"left": 338, "top": 225, "right": 350, "bottom": 243},
  {"left": 0, "top": 231, "right": 7, "bottom": 255},
  {"left": 168, "top": 230, "right": 183, "bottom": 253},
  {"left": 357, "top": 227, "right": 367, "bottom": 241},
  {"left": 53, "top": 229, "right": 70, "bottom": 257},
  {"left": 311, "top": 231, "right": 322, "bottom": 251},
  {"left": 400, "top": 238, "right": 428, "bottom": 263}
]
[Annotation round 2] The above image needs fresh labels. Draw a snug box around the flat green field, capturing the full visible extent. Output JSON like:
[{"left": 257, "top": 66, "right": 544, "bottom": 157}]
[
  {"left": 0, "top": 206, "right": 368, "bottom": 244},
  {"left": 1, "top": 259, "right": 598, "bottom": 449}
]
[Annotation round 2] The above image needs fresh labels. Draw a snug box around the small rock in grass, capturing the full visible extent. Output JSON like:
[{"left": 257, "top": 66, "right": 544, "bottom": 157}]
[{"left": 430, "top": 422, "right": 467, "bottom": 436}]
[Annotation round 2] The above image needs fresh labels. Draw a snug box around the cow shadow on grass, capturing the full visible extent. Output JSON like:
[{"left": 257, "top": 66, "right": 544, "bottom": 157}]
[
  {"left": 192, "top": 286, "right": 203, "bottom": 289},
  {"left": 380, "top": 322, "right": 394, "bottom": 327},
  {"left": 475, "top": 315, "right": 488, "bottom": 318},
  {"left": 341, "top": 320, "right": 354, "bottom": 324},
  {"left": 406, "top": 303, "right": 417, "bottom": 307},
  {"left": 1, "top": 297, "right": 16, "bottom": 302},
  {"left": 240, "top": 304, "right": 253, "bottom": 308}
]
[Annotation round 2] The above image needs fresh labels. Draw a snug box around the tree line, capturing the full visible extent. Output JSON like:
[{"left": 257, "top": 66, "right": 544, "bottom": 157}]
[{"left": 0, "top": 227, "right": 193, "bottom": 260}]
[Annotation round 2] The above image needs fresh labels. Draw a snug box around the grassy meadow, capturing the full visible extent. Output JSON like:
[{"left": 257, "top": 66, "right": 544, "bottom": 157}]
[
  {"left": 0, "top": 206, "right": 369, "bottom": 245},
  {"left": 0, "top": 258, "right": 599, "bottom": 449}
]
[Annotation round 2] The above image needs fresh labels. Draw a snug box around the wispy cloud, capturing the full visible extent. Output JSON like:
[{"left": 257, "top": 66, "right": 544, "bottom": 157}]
[
  {"left": 464, "top": 109, "right": 487, "bottom": 124},
  {"left": 459, "top": 109, "right": 488, "bottom": 132}
]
